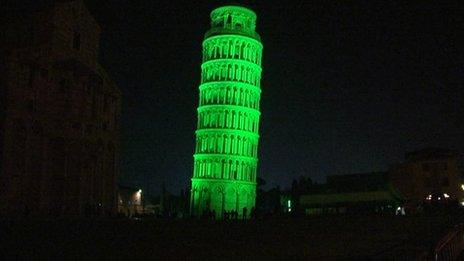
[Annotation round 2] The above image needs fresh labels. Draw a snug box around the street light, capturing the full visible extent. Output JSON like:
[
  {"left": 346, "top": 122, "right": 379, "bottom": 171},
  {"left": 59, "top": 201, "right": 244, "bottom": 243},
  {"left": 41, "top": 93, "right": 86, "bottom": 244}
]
[{"left": 136, "top": 189, "right": 143, "bottom": 214}]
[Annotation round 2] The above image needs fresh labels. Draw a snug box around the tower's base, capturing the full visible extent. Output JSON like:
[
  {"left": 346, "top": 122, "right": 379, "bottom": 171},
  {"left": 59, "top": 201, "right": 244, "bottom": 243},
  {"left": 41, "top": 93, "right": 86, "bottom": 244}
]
[{"left": 190, "top": 178, "right": 256, "bottom": 219}]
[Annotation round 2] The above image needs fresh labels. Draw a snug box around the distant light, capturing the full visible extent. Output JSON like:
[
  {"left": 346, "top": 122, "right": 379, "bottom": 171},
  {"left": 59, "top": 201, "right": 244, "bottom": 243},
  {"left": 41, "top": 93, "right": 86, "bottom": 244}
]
[
  {"left": 461, "top": 202, "right": 464, "bottom": 206},
  {"left": 288, "top": 208, "right": 292, "bottom": 212},
  {"left": 287, "top": 200, "right": 291, "bottom": 208},
  {"left": 444, "top": 193, "right": 450, "bottom": 198},
  {"left": 397, "top": 207, "right": 401, "bottom": 211},
  {"left": 426, "top": 195, "right": 432, "bottom": 200},
  {"left": 138, "top": 189, "right": 142, "bottom": 193},
  {"left": 461, "top": 185, "right": 464, "bottom": 191},
  {"left": 438, "top": 197, "right": 441, "bottom": 201}
]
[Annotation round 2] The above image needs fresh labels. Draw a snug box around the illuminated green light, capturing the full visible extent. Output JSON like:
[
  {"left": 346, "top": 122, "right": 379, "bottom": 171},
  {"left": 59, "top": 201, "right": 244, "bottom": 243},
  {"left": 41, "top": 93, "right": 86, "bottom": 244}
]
[
  {"left": 287, "top": 200, "right": 291, "bottom": 208},
  {"left": 190, "top": 5, "right": 263, "bottom": 219}
]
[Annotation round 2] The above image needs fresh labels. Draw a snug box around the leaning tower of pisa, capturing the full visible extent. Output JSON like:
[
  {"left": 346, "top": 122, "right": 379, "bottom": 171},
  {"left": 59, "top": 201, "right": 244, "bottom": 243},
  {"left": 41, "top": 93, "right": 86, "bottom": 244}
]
[{"left": 190, "top": 5, "right": 263, "bottom": 219}]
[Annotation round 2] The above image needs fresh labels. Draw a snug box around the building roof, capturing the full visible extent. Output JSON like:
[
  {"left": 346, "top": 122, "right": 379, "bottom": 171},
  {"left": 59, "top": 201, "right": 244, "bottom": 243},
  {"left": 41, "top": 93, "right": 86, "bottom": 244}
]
[
  {"left": 405, "top": 147, "right": 457, "bottom": 162},
  {"left": 211, "top": 5, "right": 257, "bottom": 20},
  {"left": 300, "top": 190, "right": 400, "bottom": 206},
  {"left": 297, "top": 171, "right": 405, "bottom": 207}
]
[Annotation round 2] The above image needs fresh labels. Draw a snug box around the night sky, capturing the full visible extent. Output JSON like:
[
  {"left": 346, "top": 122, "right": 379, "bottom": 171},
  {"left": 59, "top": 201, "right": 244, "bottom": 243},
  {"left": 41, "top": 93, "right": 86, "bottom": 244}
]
[{"left": 80, "top": 1, "right": 464, "bottom": 195}]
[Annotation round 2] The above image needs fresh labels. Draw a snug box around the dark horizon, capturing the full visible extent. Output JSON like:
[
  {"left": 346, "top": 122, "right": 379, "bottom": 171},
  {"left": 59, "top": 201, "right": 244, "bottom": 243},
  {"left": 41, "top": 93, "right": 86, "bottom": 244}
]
[{"left": 7, "top": 0, "right": 463, "bottom": 196}]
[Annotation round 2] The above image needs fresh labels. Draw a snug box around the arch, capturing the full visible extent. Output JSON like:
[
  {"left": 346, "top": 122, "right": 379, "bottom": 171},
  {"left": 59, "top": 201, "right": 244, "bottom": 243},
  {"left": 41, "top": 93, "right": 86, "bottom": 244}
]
[
  {"left": 221, "top": 64, "right": 227, "bottom": 80},
  {"left": 240, "top": 42, "right": 246, "bottom": 60},
  {"left": 222, "top": 134, "right": 228, "bottom": 153},
  {"left": 229, "top": 111, "right": 234, "bottom": 129},
  {"left": 220, "top": 159, "right": 226, "bottom": 178},
  {"left": 224, "top": 159, "right": 230, "bottom": 179},
  {"left": 230, "top": 110, "right": 235, "bottom": 128},
  {"left": 237, "top": 136, "right": 242, "bottom": 156},
  {"left": 240, "top": 162, "right": 246, "bottom": 180},
  {"left": 230, "top": 135, "right": 235, "bottom": 154},
  {"left": 239, "top": 111, "right": 244, "bottom": 130},
  {"left": 225, "top": 135, "right": 231, "bottom": 154},
  {"left": 236, "top": 65, "right": 241, "bottom": 81}
]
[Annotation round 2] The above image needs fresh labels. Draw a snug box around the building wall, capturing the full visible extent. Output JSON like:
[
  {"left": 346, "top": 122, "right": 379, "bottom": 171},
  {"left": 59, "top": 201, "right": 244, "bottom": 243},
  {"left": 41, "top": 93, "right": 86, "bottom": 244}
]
[
  {"left": 389, "top": 149, "right": 463, "bottom": 203},
  {"left": 0, "top": 0, "right": 121, "bottom": 217},
  {"left": 0, "top": 57, "right": 6, "bottom": 182}
]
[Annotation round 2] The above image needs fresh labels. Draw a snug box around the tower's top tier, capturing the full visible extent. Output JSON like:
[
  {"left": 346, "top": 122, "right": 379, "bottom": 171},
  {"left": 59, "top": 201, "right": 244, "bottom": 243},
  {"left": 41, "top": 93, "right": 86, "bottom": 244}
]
[{"left": 205, "top": 5, "right": 261, "bottom": 41}]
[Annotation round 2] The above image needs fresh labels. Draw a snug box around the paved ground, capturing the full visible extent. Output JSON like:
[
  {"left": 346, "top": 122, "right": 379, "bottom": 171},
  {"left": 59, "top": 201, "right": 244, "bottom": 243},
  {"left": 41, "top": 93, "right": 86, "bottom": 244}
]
[{"left": 0, "top": 214, "right": 460, "bottom": 259}]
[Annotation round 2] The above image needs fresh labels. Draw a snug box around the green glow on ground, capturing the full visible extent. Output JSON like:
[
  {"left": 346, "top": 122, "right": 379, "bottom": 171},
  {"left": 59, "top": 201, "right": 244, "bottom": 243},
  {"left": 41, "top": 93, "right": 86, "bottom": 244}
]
[{"left": 190, "top": 6, "right": 263, "bottom": 219}]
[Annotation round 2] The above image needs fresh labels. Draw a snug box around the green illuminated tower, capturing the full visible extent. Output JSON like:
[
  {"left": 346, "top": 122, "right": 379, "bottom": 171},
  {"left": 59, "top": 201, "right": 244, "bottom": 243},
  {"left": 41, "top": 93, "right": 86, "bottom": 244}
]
[{"left": 190, "top": 5, "right": 263, "bottom": 219}]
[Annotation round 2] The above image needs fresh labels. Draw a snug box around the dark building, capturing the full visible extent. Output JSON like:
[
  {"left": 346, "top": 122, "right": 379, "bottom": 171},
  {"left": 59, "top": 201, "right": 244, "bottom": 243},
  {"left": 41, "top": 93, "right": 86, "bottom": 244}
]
[
  {"left": 389, "top": 148, "right": 464, "bottom": 204},
  {"left": 159, "top": 188, "right": 190, "bottom": 218},
  {"left": 0, "top": 0, "right": 121, "bottom": 217},
  {"left": 296, "top": 172, "right": 403, "bottom": 215}
]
